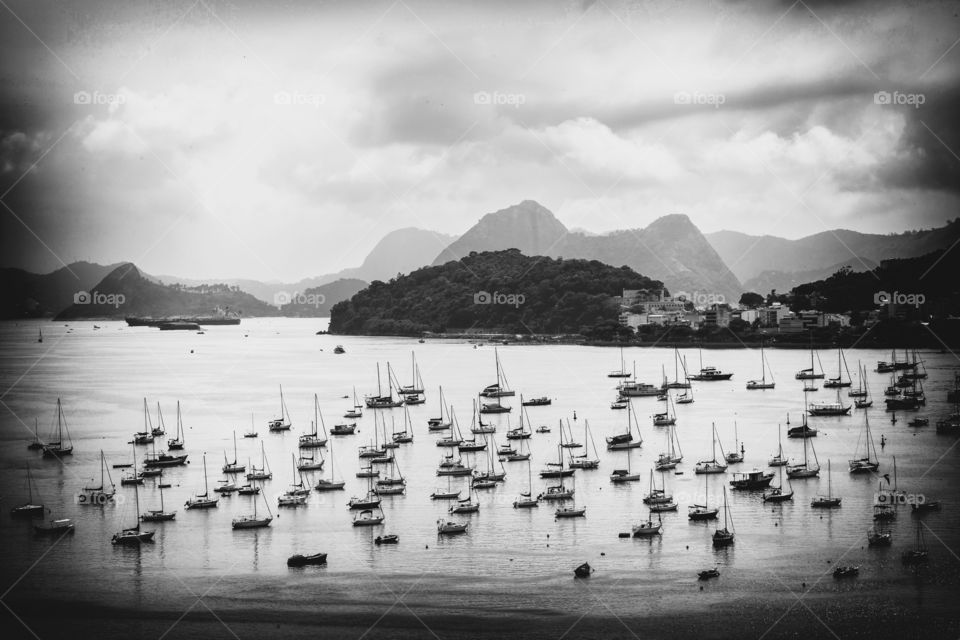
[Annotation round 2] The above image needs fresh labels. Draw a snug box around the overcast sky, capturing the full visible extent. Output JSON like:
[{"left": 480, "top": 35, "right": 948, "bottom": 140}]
[{"left": 1, "top": 0, "right": 958, "bottom": 281}]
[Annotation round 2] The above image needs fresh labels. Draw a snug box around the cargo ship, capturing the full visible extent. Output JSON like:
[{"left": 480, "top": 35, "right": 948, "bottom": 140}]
[{"left": 126, "top": 307, "right": 241, "bottom": 327}]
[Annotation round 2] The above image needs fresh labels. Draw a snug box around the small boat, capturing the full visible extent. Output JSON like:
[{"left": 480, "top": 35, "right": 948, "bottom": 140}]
[
  {"left": 823, "top": 347, "right": 853, "bottom": 388},
  {"left": 333, "top": 345, "right": 345, "bottom": 354},
  {"left": 631, "top": 515, "right": 662, "bottom": 537},
  {"left": 908, "top": 417, "right": 929, "bottom": 427},
  {"left": 608, "top": 348, "right": 631, "bottom": 378},
  {"left": 652, "top": 393, "right": 676, "bottom": 427},
  {"left": 141, "top": 481, "right": 176, "bottom": 522},
  {"left": 730, "top": 469, "right": 774, "bottom": 490},
  {"left": 536, "top": 425, "right": 551, "bottom": 433},
  {"left": 610, "top": 400, "right": 628, "bottom": 410},
  {"left": 287, "top": 552, "right": 327, "bottom": 567},
  {"left": 762, "top": 461, "right": 793, "bottom": 503},
  {"left": 214, "top": 480, "right": 238, "bottom": 495},
  {"left": 121, "top": 444, "right": 145, "bottom": 486},
  {"left": 365, "top": 362, "right": 405, "bottom": 408},
  {"left": 427, "top": 387, "right": 451, "bottom": 430},
  {"left": 698, "top": 567, "right": 720, "bottom": 580},
  {"left": 352, "top": 508, "right": 385, "bottom": 526},
  {"left": 610, "top": 447, "right": 640, "bottom": 484},
  {"left": 688, "top": 472, "right": 719, "bottom": 521},
  {"left": 34, "top": 518, "right": 75, "bottom": 535},
  {"left": 606, "top": 401, "right": 643, "bottom": 450},
  {"left": 796, "top": 338, "right": 825, "bottom": 379},
  {"left": 237, "top": 484, "right": 260, "bottom": 495},
  {"left": 167, "top": 401, "right": 187, "bottom": 449},
  {"left": 867, "top": 528, "right": 892, "bottom": 546},
  {"left": 449, "top": 490, "right": 480, "bottom": 514},
  {"left": 400, "top": 351, "right": 425, "bottom": 396},
  {"left": 331, "top": 422, "right": 357, "bottom": 435},
  {"left": 267, "top": 384, "right": 293, "bottom": 431},
  {"left": 314, "top": 436, "right": 346, "bottom": 491},
  {"left": 246, "top": 442, "right": 273, "bottom": 480},
  {"left": 911, "top": 500, "right": 942, "bottom": 513},
  {"left": 832, "top": 566, "right": 859, "bottom": 579},
  {"left": 344, "top": 387, "right": 363, "bottom": 419},
  {"left": 569, "top": 420, "right": 600, "bottom": 469},
  {"left": 574, "top": 562, "right": 593, "bottom": 578},
  {"left": 375, "top": 534, "right": 400, "bottom": 544},
  {"left": 522, "top": 397, "right": 551, "bottom": 406},
  {"left": 786, "top": 434, "right": 820, "bottom": 479},
  {"left": 480, "top": 349, "right": 515, "bottom": 398},
  {"left": 27, "top": 417, "right": 45, "bottom": 450},
  {"left": 437, "top": 520, "right": 468, "bottom": 535},
  {"left": 688, "top": 350, "right": 733, "bottom": 381},
  {"left": 79, "top": 450, "right": 116, "bottom": 506},
  {"left": 513, "top": 459, "right": 539, "bottom": 508},
  {"left": 848, "top": 412, "right": 880, "bottom": 474},
  {"left": 723, "top": 423, "right": 744, "bottom": 463},
  {"left": 768, "top": 423, "right": 789, "bottom": 467},
  {"left": 555, "top": 505, "right": 586, "bottom": 518},
  {"left": 539, "top": 483, "right": 574, "bottom": 502}
]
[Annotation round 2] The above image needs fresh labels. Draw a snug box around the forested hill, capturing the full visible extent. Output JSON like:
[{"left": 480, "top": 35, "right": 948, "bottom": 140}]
[{"left": 328, "top": 249, "right": 663, "bottom": 336}]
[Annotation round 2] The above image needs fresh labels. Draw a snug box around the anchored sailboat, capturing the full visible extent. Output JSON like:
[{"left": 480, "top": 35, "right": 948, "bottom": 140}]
[
  {"left": 10, "top": 464, "right": 44, "bottom": 517},
  {"left": 41, "top": 398, "right": 73, "bottom": 458},
  {"left": 111, "top": 480, "right": 155, "bottom": 545},
  {"left": 811, "top": 459, "right": 841, "bottom": 508},
  {"left": 849, "top": 412, "right": 880, "bottom": 474},
  {"left": 695, "top": 423, "right": 728, "bottom": 474},
  {"left": 299, "top": 394, "right": 328, "bottom": 448},
  {"left": 268, "top": 384, "right": 293, "bottom": 431},
  {"left": 185, "top": 455, "right": 219, "bottom": 509},
  {"left": 746, "top": 339, "right": 776, "bottom": 389},
  {"left": 712, "top": 487, "right": 735, "bottom": 547}
]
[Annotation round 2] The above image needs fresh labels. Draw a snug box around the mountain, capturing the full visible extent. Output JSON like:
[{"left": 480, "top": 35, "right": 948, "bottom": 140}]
[
  {"left": 277, "top": 278, "right": 367, "bottom": 317},
  {"left": 706, "top": 219, "right": 960, "bottom": 285},
  {"left": 55, "top": 264, "right": 277, "bottom": 320},
  {"left": 155, "top": 227, "right": 457, "bottom": 304},
  {"left": 329, "top": 249, "right": 663, "bottom": 336},
  {"left": 0, "top": 261, "right": 124, "bottom": 319},
  {"left": 741, "top": 258, "right": 880, "bottom": 297},
  {"left": 433, "top": 201, "right": 742, "bottom": 302}
]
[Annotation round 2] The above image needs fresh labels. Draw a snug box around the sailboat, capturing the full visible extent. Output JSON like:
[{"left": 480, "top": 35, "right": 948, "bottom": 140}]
[
  {"left": 540, "top": 439, "right": 575, "bottom": 479},
  {"left": 675, "top": 356, "right": 695, "bottom": 403},
  {"left": 610, "top": 447, "right": 640, "bottom": 483},
  {"left": 268, "top": 384, "right": 293, "bottom": 430},
  {"left": 246, "top": 442, "right": 273, "bottom": 480},
  {"left": 768, "top": 423, "right": 789, "bottom": 467},
  {"left": 375, "top": 456, "right": 407, "bottom": 495},
  {"left": 695, "top": 423, "right": 728, "bottom": 474},
  {"left": 391, "top": 407, "right": 415, "bottom": 444},
  {"left": 141, "top": 481, "right": 176, "bottom": 521},
  {"left": 133, "top": 398, "right": 155, "bottom": 445},
  {"left": 811, "top": 460, "right": 842, "bottom": 508},
  {"left": 27, "top": 417, "right": 44, "bottom": 450},
  {"left": 111, "top": 480, "right": 155, "bottom": 545},
  {"left": 795, "top": 336, "right": 825, "bottom": 379},
  {"left": 244, "top": 412, "right": 258, "bottom": 438},
  {"left": 643, "top": 469, "right": 676, "bottom": 507},
  {"left": 569, "top": 420, "right": 600, "bottom": 469},
  {"left": 278, "top": 454, "right": 309, "bottom": 506},
  {"left": 37, "top": 327, "right": 43, "bottom": 343},
  {"left": 788, "top": 394, "right": 819, "bottom": 438},
  {"left": 762, "top": 456, "right": 793, "bottom": 502},
  {"left": 344, "top": 387, "right": 363, "bottom": 419},
  {"left": 348, "top": 473, "right": 382, "bottom": 510},
  {"left": 299, "top": 394, "right": 328, "bottom": 448},
  {"left": 121, "top": 443, "right": 145, "bottom": 485},
  {"left": 10, "top": 464, "right": 44, "bottom": 517},
  {"left": 400, "top": 351, "right": 425, "bottom": 402},
  {"left": 507, "top": 402, "right": 533, "bottom": 440},
  {"left": 848, "top": 411, "right": 880, "bottom": 474},
  {"left": 41, "top": 398, "right": 73, "bottom": 458},
  {"left": 786, "top": 433, "right": 820, "bottom": 478},
  {"left": 427, "top": 387, "right": 452, "bottom": 430},
  {"left": 849, "top": 361, "right": 868, "bottom": 398},
  {"left": 314, "top": 433, "right": 345, "bottom": 491},
  {"left": 474, "top": 434, "right": 507, "bottom": 483},
  {"left": 606, "top": 401, "right": 643, "bottom": 450},
  {"left": 808, "top": 385, "right": 852, "bottom": 416},
  {"left": 185, "top": 455, "right": 219, "bottom": 509},
  {"left": 608, "top": 347, "right": 631, "bottom": 378},
  {"left": 513, "top": 458, "right": 539, "bottom": 508},
  {"left": 652, "top": 393, "right": 676, "bottom": 427},
  {"left": 632, "top": 505, "right": 663, "bottom": 536},
  {"left": 223, "top": 431, "right": 245, "bottom": 473},
  {"left": 655, "top": 424, "right": 683, "bottom": 471},
  {"left": 724, "top": 422, "right": 744, "bottom": 463},
  {"left": 232, "top": 481, "right": 273, "bottom": 528},
  {"left": 449, "top": 487, "right": 480, "bottom": 514},
  {"left": 80, "top": 450, "right": 116, "bottom": 505},
  {"left": 688, "top": 473, "right": 719, "bottom": 520},
  {"left": 365, "top": 363, "right": 405, "bottom": 409},
  {"left": 297, "top": 448, "right": 325, "bottom": 471},
  {"left": 711, "top": 487, "right": 735, "bottom": 547},
  {"left": 664, "top": 348, "right": 692, "bottom": 389},
  {"left": 901, "top": 520, "right": 929, "bottom": 563},
  {"left": 554, "top": 477, "right": 586, "bottom": 518},
  {"left": 151, "top": 402, "right": 166, "bottom": 436},
  {"left": 480, "top": 348, "right": 515, "bottom": 398},
  {"left": 746, "top": 339, "right": 776, "bottom": 389},
  {"left": 167, "top": 401, "right": 186, "bottom": 449},
  {"left": 824, "top": 347, "right": 853, "bottom": 388},
  {"left": 458, "top": 401, "right": 489, "bottom": 451}
]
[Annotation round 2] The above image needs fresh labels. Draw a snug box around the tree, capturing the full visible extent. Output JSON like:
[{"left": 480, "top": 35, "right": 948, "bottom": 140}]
[{"left": 739, "top": 292, "right": 764, "bottom": 308}]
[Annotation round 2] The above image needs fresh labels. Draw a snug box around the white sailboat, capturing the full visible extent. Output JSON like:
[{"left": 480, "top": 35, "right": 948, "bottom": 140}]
[
  {"left": 141, "top": 480, "right": 176, "bottom": 521},
  {"left": 811, "top": 459, "right": 841, "bottom": 508},
  {"left": 513, "top": 458, "right": 539, "bottom": 508},
  {"left": 568, "top": 420, "right": 600, "bottom": 469},
  {"left": 848, "top": 411, "right": 880, "bottom": 474},
  {"left": 724, "top": 422, "right": 744, "bottom": 463},
  {"left": 223, "top": 431, "right": 245, "bottom": 474},
  {"left": 185, "top": 455, "right": 219, "bottom": 509},
  {"left": 746, "top": 339, "right": 776, "bottom": 389},
  {"left": 232, "top": 481, "right": 273, "bottom": 528},
  {"left": 80, "top": 450, "right": 116, "bottom": 505},
  {"left": 711, "top": 487, "right": 735, "bottom": 547},
  {"left": 246, "top": 442, "right": 273, "bottom": 480},
  {"left": 606, "top": 400, "right": 643, "bottom": 450},
  {"left": 41, "top": 398, "right": 74, "bottom": 458},
  {"left": 167, "top": 401, "right": 186, "bottom": 449},
  {"left": 655, "top": 424, "right": 683, "bottom": 471},
  {"left": 314, "top": 433, "right": 345, "bottom": 491},
  {"left": 786, "top": 432, "right": 820, "bottom": 479},
  {"left": 427, "top": 386, "right": 452, "bottom": 430},
  {"left": 111, "top": 480, "right": 155, "bottom": 545},
  {"left": 268, "top": 384, "right": 293, "bottom": 431},
  {"left": 299, "top": 394, "right": 328, "bottom": 448},
  {"left": 695, "top": 423, "right": 728, "bottom": 474}
]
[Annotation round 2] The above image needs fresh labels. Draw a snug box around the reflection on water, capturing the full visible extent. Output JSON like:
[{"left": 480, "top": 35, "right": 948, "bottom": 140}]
[{"left": 1, "top": 319, "right": 958, "bottom": 615}]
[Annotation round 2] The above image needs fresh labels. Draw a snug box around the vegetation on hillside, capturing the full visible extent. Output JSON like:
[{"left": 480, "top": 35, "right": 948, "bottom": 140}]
[{"left": 329, "top": 249, "right": 664, "bottom": 336}]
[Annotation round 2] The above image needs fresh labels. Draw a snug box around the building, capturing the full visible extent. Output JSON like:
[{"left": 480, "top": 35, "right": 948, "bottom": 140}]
[{"left": 702, "top": 305, "right": 730, "bottom": 328}]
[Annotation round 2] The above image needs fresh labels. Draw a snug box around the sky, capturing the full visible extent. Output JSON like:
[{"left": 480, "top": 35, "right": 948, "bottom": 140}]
[{"left": 1, "top": 0, "right": 959, "bottom": 281}]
